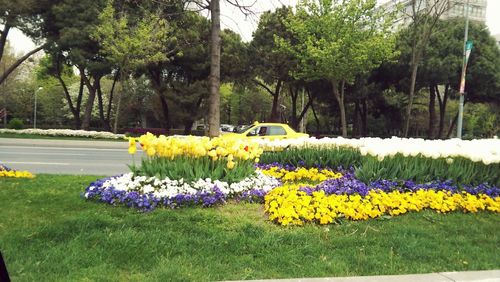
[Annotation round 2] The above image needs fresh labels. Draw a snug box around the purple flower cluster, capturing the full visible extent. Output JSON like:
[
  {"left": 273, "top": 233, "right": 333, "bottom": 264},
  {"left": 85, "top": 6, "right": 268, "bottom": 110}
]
[
  {"left": 255, "top": 164, "right": 500, "bottom": 198},
  {"left": 0, "top": 164, "right": 12, "bottom": 171},
  {"left": 368, "top": 179, "right": 499, "bottom": 197},
  {"left": 297, "top": 172, "right": 370, "bottom": 196},
  {"left": 83, "top": 178, "right": 226, "bottom": 212},
  {"left": 238, "top": 189, "right": 268, "bottom": 203},
  {"left": 255, "top": 163, "right": 354, "bottom": 175},
  {"left": 255, "top": 162, "right": 298, "bottom": 171}
]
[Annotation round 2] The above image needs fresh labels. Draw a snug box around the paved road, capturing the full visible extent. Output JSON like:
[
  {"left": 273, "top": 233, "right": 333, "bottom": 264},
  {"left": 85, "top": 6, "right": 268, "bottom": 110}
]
[{"left": 0, "top": 138, "right": 144, "bottom": 176}]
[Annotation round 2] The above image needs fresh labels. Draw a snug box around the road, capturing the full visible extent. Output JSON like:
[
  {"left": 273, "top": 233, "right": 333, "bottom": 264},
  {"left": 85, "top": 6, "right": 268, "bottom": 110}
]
[{"left": 0, "top": 138, "right": 144, "bottom": 176}]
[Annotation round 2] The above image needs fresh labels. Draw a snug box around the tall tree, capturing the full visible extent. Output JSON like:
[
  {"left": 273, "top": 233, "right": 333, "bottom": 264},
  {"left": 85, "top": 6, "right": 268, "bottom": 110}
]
[
  {"left": 91, "top": 0, "right": 172, "bottom": 133},
  {"left": 41, "top": 0, "right": 113, "bottom": 130},
  {"left": 249, "top": 6, "right": 297, "bottom": 122},
  {"left": 393, "top": 0, "right": 451, "bottom": 137},
  {"left": 276, "top": 0, "right": 396, "bottom": 137}
]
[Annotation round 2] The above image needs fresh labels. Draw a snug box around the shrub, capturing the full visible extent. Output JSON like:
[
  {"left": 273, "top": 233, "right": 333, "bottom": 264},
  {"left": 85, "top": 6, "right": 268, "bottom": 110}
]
[{"left": 7, "top": 118, "right": 24, "bottom": 130}]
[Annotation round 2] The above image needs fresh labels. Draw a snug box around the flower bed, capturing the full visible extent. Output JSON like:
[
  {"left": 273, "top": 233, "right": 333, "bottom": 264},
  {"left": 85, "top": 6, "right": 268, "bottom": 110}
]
[
  {"left": 128, "top": 134, "right": 263, "bottom": 182},
  {"left": 265, "top": 185, "right": 500, "bottom": 225},
  {"left": 259, "top": 137, "right": 500, "bottom": 186},
  {"left": 258, "top": 137, "right": 500, "bottom": 164},
  {"left": 83, "top": 171, "right": 280, "bottom": 211},
  {"left": 83, "top": 134, "right": 499, "bottom": 226},
  {"left": 0, "top": 164, "right": 34, "bottom": 178},
  {"left": 0, "top": 128, "right": 124, "bottom": 139}
]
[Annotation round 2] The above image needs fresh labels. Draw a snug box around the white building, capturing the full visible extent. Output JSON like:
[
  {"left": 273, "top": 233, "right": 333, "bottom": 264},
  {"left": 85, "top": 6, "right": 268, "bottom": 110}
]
[
  {"left": 380, "top": 0, "right": 487, "bottom": 28},
  {"left": 493, "top": 34, "right": 500, "bottom": 49}
]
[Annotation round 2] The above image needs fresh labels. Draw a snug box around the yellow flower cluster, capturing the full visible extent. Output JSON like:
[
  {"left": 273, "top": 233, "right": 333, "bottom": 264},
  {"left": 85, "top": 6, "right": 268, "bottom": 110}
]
[
  {"left": 0, "top": 170, "right": 34, "bottom": 178},
  {"left": 264, "top": 186, "right": 500, "bottom": 226},
  {"left": 128, "top": 133, "right": 263, "bottom": 169},
  {"left": 260, "top": 167, "right": 343, "bottom": 183}
]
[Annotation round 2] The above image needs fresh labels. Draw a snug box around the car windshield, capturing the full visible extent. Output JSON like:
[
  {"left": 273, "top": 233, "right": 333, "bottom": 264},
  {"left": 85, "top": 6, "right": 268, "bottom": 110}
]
[{"left": 235, "top": 125, "right": 252, "bottom": 133}]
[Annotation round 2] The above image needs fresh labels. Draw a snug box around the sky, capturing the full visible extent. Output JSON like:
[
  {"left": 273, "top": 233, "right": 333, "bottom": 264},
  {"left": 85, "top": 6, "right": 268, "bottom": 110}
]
[{"left": 5, "top": 0, "right": 500, "bottom": 54}]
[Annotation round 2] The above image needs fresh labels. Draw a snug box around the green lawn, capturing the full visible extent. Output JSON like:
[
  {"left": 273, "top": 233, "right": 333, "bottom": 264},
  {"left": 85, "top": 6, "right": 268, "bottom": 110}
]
[{"left": 1, "top": 175, "right": 499, "bottom": 281}]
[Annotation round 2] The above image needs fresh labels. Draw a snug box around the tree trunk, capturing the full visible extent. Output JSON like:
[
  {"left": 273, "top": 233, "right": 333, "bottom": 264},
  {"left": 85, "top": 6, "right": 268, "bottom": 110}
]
[
  {"left": 254, "top": 79, "right": 282, "bottom": 122},
  {"left": 437, "top": 84, "right": 449, "bottom": 139},
  {"left": 80, "top": 70, "right": 100, "bottom": 131},
  {"left": 106, "top": 69, "right": 120, "bottom": 129},
  {"left": 290, "top": 85, "right": 298, "bottom": 129},
  {"left": 184, "top": 120, "right": 194, "bottom": 135},
  {"left": 96, "top": 79, "right": 108, "bottom": 130},
  {"left": 311, "top": 101, "right": 321, "bottom": 136},
  {"left": 353, "top": 100, "right": 361, "bottom": 138},
  {"left": 55, "top": 59, "right": 81, "bottom": 129},
  {"left": 446, "top": 112, "right": 458, "bottom": 139},
  {"left": 160, "top": 95, "right": 171, "bottom": 132},
  {"left": 297, "top": 89, "right": 313, "bottom": 133},
  {"left": 207, "top": 0, "right": 221, "bottom": 137},
  {"left": 0, "top": 22, "right": 12, "bottom": 66},
  {"left": 332, "top": 80, "right": 347, "bottom": 137},
  {"left": 113, "top": 77, "right": 125, "bottom": 134},
  {"left": 361, "top": 99, "right": 368, "bottom": 136},
  {"left": 446, "top": 99, "right": 467, "bottom": 139},
  {"left": 404, "top": 47, "right": 420, "bottom": 137},
  {"left": 427, "top": 85, "right": 437, "bottom": 139},
  {"left": 75, "top": 77, "right": 84, "bottom": 129},
  {"left": 270, "top": 86, "right": 280, "bottom": 122}
]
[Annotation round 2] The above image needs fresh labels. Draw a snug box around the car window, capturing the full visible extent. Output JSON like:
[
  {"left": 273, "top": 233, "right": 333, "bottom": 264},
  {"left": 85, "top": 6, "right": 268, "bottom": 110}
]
[
  {"left": 246, "top": 127, "right": 259, "bottom": 136},
  {"left": 236, "top": 125, "right": 251, "bottom": 133},
  {"left": 268, "top": 126, "right": 286, "bottom": 136}
]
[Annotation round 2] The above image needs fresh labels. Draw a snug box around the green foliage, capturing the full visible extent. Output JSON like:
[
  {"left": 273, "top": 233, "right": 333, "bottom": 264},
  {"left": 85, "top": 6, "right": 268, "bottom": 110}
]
[
  {"left": 129, "top": 156, "right": 256, "bottom": 184},
  {"left": 91, "top": 0, "right": 172, "bottom": 72},
  {"left": 260, "top": 148, "right": 363, "bottom": 169},
  {"left": 463, "top": 103, "right": 499, "bottom": 138},
  {"left": 249, "top": 6, "right": 296, "bottom": 84},
  {"left": 261, "top": 147, "right": 500, "bottom": 186},
  {"left": 7, "top": 118, "right": 24, "bottom": 129},
  {"left": 276, "top": 0, "right": 397, "bottom": 83},
  {"left": 355, "top": 154, "right": 500, "bottom": 186},
  {"left": 1, "top": 175, "right": 499, "bottom": 280}
]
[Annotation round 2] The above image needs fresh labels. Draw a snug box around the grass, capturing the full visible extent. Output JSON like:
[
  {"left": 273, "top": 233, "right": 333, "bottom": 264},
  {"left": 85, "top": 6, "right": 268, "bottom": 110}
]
[
  {"left": 0, "top": 132, "right": 125, "bottom": 141},
  {"left": 0, "top": 175, "right": 499, "bottom": 281}
]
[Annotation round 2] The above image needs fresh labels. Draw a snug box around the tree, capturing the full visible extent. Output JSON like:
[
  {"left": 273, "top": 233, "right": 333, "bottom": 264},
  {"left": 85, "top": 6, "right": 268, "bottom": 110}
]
[
  {"left": 249, "top": 6, "right": 297, "bottom": 122},
  {"left": 395, "top": 19, "right": 500, "bottom": 138},
  {"left": 0, "top": 0, "right": 47, "bottom": 86},
  {"left": 392, "top": 0, "right": 451, "bottom": 137},
  {"left": 276, "top": 0, "right": 396, "bottom": 137},
  {"left": 91, "top": 0, "right": 172, "bottom": 132},
  {"left": 35, "top": 54, "right": 86, "bottom": 129},
  {"left": 41, "top": 0, "right": 115, "bottom": 130}
]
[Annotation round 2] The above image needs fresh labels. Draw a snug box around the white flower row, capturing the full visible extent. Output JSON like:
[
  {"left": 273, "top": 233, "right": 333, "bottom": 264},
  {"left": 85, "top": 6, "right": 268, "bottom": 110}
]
[
  {"left": 0, "top": 128, "right": 124, "bottom": 139},
  {"left": 84, "top": 170, "right": 281, "bottom": 199},
  {"left": 257, "top": 136, "right": 500, "bottom": 165}
]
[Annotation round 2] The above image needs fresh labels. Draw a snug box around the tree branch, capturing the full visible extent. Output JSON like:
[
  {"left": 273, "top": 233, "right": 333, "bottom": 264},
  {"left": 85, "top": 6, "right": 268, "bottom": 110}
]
[
  {"left": 0, "top": 22, "right": 12, "bottom": 65},
  {"left": 0, "top": 44, "right": 44, "bottom": 86},
  {"left": 252, "top": 79, "right": 275, "bottom": 96}
]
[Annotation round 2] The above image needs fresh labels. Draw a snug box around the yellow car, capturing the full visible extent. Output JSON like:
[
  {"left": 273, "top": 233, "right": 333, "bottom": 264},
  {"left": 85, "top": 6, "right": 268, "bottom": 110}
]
[{"left": 222, "top": 122, "right": 309, "bottom": 140}]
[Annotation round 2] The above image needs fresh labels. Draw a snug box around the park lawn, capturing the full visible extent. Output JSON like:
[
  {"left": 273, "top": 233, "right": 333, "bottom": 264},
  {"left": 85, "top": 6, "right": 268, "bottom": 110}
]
[{"left": 0, "top": 175, "right": 499, "bottom": 281}]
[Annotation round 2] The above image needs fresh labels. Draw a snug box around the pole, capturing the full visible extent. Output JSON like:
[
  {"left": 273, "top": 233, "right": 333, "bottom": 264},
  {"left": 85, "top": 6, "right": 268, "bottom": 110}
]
[
  {"left": 34, "top": 89, "right": 37, "bottom": 129},
  {"left": 457, "top": 0, "right": 470, "bottom": 139},
  {"left": 34, "top": 87, "right": 42, "bottom": 129},
  {"left": 300, "top": 88, "right": 305, "bottom": 132}
]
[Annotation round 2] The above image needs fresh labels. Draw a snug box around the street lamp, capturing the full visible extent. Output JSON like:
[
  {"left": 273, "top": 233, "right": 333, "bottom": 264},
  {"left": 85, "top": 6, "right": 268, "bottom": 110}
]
[
  {"left": 457, "top": 0, "right": 471, "bottom": 139},
  {"left": 33, "top": 87, "right": 43, "bottom": 129}
]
